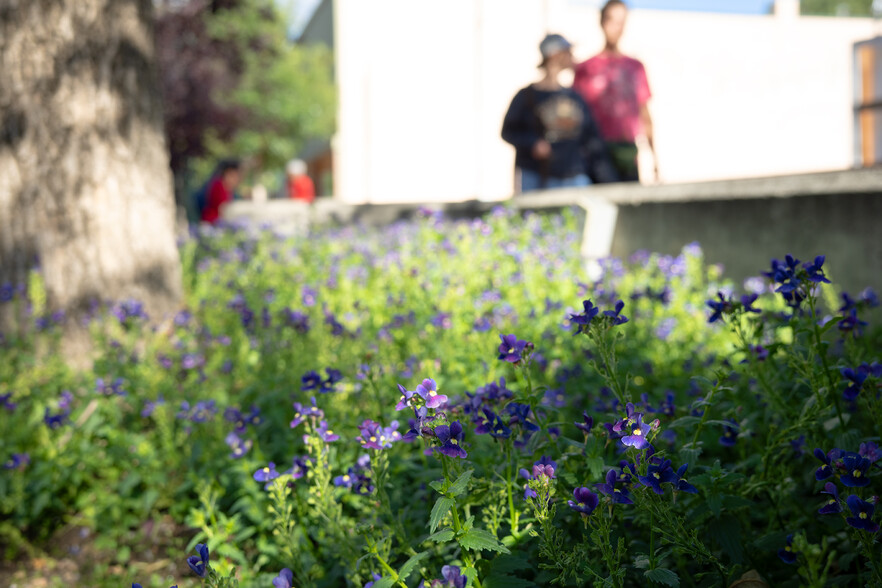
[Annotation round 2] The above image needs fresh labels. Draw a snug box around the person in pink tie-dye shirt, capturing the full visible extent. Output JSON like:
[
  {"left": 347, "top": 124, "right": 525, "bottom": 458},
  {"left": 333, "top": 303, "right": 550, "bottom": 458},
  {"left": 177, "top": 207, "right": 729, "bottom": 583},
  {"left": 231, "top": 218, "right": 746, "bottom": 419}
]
[{"left": 573, "top": 0, "right": 658, "bottom": 182}]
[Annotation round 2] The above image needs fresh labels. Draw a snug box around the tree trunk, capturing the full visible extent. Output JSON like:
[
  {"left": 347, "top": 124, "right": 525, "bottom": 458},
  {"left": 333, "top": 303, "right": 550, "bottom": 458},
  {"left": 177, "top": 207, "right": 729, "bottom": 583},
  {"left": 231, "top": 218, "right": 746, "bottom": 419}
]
[{"left": 0, "top": 0, "right": 182, "bottom": 355}]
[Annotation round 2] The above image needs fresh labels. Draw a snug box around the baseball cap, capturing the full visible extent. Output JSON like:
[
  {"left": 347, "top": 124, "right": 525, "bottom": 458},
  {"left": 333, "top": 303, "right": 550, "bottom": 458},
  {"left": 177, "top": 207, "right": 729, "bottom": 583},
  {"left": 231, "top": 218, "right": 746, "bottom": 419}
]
[{"left": 539, "top": 33, "right": 572, "bottom": 61}]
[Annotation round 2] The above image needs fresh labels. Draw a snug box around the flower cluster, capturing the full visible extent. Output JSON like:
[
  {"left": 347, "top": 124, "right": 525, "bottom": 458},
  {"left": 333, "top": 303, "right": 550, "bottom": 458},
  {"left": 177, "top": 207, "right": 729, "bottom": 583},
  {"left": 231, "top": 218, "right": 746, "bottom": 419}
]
[
  {"left": 334, "top": 454, "right": 374, "bottom": 495},
  {"left": 95, "top": 377, "right": 126, "bottom": 396},
  {"left": 290, "top": 397, "right": 323, "bottom": 429},
  {"left": 520, "top": 456, "right": 557, "bottom": 500},
  {"left": 357, "top": 419, "right": 402, "bottom": 450},
  {"left": 706, "top": 292, "right": 760, "bottom": 323},
  {"left": 43, "top": 390, "right": 73, "bottom": 429},
  {"left": 569, "top": 299, "right": 630, "bottom": 334},
  {"left": 301, "top": 367, "right": 344, "bottom": 393},
  {"left": 111, "top": 298, "right": 148, "bottom": 326},
  {"left": 762, "top": 254, "right": 830, "bottom": 309},
  {"left": 840, "top": 362, "right": 881, "bottom": 401}
]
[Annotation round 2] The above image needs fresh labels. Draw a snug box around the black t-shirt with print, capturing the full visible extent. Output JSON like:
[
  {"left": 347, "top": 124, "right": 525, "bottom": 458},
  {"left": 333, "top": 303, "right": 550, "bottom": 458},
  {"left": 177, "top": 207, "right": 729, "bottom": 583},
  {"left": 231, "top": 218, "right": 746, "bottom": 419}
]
[{"left": 501, "top": 85, "right": 618, "bottom": 183}]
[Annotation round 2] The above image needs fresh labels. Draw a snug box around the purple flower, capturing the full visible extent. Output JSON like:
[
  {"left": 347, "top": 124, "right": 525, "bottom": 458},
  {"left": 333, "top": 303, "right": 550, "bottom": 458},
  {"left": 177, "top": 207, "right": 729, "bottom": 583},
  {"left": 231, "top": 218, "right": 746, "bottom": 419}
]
[
  {"left": 840, "top": 452, "right": 871, "bottom": 487},
  {"left": 0, "top": 392, "right": 16, "bottom": 412},
  {"left": 719, "top": 419, "right": 738, "bottom": 447},
  {"left": 254, "top": 462, "right": 280, "bottom": 489},
  {"left": 778, "top": 534, "right": 797, "bottom": 564},
  {"left": 497, "top": 334, "right": 533, "bottom": 364},
  {"left": 567, "top": 487, "right": 599, "bottom": 514},
  {"left": 284, "top": 456, "right": 312, "bottom": 481},
  {"left": 111, "top": 299, "right": 148, "bottom": 326},
  {"left": 225, "top": 432, "right": 253, "bottom": 459},
  {"left": 95, "top": 377, "right": 126, "bottom": 396},
  {"left": 575, "top": 412, "right": 594, "bottom": 435},
  {"left": 434, "top": 422, "right": 467, "bottom": 459},
  {"left": 141, "top": 395, "right": 165, "bottom": 418},
  {"left": 440, "top": 565, "right": 467, "bottom": 588},
  {"left": 417, "top": 378, "right": 447, "bottom": 409},
  {"left": 291, "top": 397, "right": 323, "bottom": 429},
  {"left": 474, "top": 407, "right": 512, "bottom": 439},
  {"left": 707, "top": 292, "right": 733, "bottom": 323},
  {"left": 3, "top": 453, "right": 29, "bottom": 470},
  {"left": 320, "top": 368, "right": 344, "bottom": 393},
  {"left": 845, "top": 495, "right": 879, "bottom": 533},
  {"left": 187, "top": 543, "right": 209, "bottom": 577},
  {"left": 357, "top": 419, "right": 402, "bottom": 450},
  {"left": 740, "top": 293, "right": 761, "bottom": 314},
  {"left": 859, "top": 442, "right": 881, "bottom": 463},
  {"left": 595, "top": 469, "right": 633, "bottom": 504},
  {"left": 818, "top": 482, "right": 841, "bottom": 515},
  {"left": 813, "top": 448, "right": 839, "bottom": 480},
  {"left": 282, "top": 309, "right": 310, "bottom": 333},
  {"left": 619, "top": 413, "right": 655, "bottom": 450},
  {"left": 638, "top": 459, "right": 677, "bottom": 494},
  {"left": 838, "top": 309, "right": 868, "bottom": 337},
  {"left": 301, "top": 370, "right": 323, "bottom": 392},
  {"left": 803, "top": 255, "right": 831, "bottom": 284},
  {"left": 603, "top": 300, "right": 629, "bottom": 326},
  {"left": 313, "top": 420, "right": 339, "bottom": 443},
  {"left": 841, "top": 364, "right": 871, "bottom": 401},
  {"left": 273, "top": 568, "right": 294, "bottom": 588},
  {"left": 674, "top": 464, "right": 698, "bottom": 494},
  {"left": 569, "top": 300, "right": 600, "bottom": 335}
]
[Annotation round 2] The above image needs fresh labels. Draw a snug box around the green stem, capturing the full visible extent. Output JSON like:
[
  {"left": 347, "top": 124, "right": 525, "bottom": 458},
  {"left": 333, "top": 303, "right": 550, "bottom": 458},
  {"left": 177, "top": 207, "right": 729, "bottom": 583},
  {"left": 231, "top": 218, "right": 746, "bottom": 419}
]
[{"left": 808, "top": 294, "right": 845, "bottom": 427}]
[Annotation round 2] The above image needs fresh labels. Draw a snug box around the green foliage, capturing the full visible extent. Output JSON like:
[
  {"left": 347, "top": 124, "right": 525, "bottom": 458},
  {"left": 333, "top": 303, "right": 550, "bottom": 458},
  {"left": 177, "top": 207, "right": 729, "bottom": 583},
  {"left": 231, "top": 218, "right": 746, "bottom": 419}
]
[
  {"left": 203, "top": 0, "right": 335, "bottom": 183},
  {"left": 800, "top": 0, "right": 874, "bottom": 16},
  {"left": 2, "top": 207, "right": 881, "bottom": 587}
]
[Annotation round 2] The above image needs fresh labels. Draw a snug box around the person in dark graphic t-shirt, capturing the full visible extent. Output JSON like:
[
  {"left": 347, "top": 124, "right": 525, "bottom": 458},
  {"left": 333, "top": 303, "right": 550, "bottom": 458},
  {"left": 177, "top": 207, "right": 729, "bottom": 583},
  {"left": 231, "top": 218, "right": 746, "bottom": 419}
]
[{"left": 501, "top": 33, "right": 618, "bottom": 193}]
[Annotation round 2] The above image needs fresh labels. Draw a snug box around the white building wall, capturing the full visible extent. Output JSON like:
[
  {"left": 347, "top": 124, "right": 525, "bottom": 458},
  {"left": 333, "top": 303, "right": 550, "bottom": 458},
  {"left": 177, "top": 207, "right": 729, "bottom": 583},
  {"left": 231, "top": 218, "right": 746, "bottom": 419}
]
[{"left": 330, "top": 0, "right": 878, "bottom": 203}]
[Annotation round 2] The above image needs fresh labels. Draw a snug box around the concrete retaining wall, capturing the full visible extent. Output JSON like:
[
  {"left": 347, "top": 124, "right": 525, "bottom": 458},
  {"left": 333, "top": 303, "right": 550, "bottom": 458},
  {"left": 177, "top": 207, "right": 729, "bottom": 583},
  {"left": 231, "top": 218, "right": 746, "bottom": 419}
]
[{"left": 223, "top": 168, "right": 882, "bottom": 296}]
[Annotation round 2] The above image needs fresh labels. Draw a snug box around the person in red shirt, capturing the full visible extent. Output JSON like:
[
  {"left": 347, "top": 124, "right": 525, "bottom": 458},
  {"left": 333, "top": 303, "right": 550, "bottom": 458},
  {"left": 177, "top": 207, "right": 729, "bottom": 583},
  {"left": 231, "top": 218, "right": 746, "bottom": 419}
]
[
  {"left": 286, "top": 159, "right": 315, "bottom": 203},
  {"left": 573, "top": 0, "right": 658, "bottom": 183},
  {"left": 200, "top": 159, "right": 242, "bottom": 224}
]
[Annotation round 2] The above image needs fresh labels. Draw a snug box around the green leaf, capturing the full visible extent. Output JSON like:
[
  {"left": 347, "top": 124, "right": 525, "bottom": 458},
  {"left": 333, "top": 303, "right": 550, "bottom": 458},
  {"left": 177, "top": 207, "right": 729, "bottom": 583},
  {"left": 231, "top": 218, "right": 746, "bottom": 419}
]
[
  {"left": 488, "top": 555, "right": 532, "bottom": 575},
  {"left": 644, "top": 567, "right": 680, "bottom": 587},
  {"left": 370, "top": 577, "right": 396, "bottom": 588},
  {"left": 429, "top": 480, "right": 445, "bottom": 493},
  {"left": 398, "top": 551, "right": 428, "bottom": 583},
  {"left": 429, "top": 496, "right": 455, "bottom": 533},
  {"left": 426, "top": 528, "right": 455, "bottom": 543},
  {"left": 668, "top": 416, "right": 701, "bottom": 429},
  {"left": 448, "top": 469, "right": 473, "bottom": 497},
  {"left": 708, "top": 515, "right": 743, "bottom": 564},
  {"left": 458, "top": 528, "right": 511, "bottom": 554},
  {"left": 586, "top": 456, "right": 605, "bottom": 480},
  {"left": 557, "top": 436, "right": 586, "bottom": 449},
  {"left": 483, "top": 575, "right": 536, "bottom": 588},
  {"left": 462, "top": 566, "right": 479, "bottom": 585}
]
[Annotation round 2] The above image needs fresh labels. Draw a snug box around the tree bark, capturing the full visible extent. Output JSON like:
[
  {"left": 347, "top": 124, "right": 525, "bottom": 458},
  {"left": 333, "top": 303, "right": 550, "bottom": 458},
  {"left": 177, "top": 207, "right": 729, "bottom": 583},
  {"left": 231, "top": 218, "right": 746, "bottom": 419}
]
[{"left": 0, "top": 0, "right": 182, "bottom": 353}]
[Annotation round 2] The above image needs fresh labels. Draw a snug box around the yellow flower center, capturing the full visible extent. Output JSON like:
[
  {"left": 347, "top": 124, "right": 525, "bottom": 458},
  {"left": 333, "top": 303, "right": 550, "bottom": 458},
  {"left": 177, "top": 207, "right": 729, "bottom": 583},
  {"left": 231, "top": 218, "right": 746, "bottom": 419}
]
[
  {"left": 853, "top": 470, "right": 861, "bottom": 478},
  {"left": 634, "top": 429, "right": 643, "bottom": 436},
  {"left": 343, "top": 475, "right": 351, "bottom": 482},
  {"left": 860, "top": 512, "right": 868, "bottom": 519},
  {"left": 451, "top": 439, "right": 458, "bottom": 445},
  {"left": 653, "top": 472, "right": 660, "bottom": 479},
  {"left": 369, "top": 436, "right": 377, "bottom": 442},
  {"left": 326, "top": 430, "right": 334, "bottom": 435}
]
